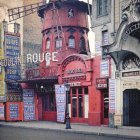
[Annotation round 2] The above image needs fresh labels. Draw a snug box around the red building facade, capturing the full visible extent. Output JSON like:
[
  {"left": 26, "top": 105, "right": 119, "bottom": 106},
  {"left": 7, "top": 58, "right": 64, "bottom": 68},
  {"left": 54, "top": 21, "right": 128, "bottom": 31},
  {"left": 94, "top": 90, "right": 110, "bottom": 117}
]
[{"left": 20, "top": 0, "right": 109, "bottom": 126}]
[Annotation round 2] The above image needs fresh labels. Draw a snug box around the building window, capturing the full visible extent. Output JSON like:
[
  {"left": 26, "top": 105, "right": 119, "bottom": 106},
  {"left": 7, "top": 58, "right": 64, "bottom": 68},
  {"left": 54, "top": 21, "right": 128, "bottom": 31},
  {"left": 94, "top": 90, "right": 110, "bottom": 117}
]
[
  {"left": 68, "top": 9, "right": 74, "bottom": 18},
  {"left": 97, "top": 0, "right": 108, "bottom": 17},
  {"left": 102, "top": 30, "right": 109, "bottom": 45},
  {"left": 46, "top": 38, "right": 50, "bottom": 50},
  {"left": 79, "top": 37, "right": 87, "bottom": 54},
  {"left": 55, "top": 37, "right": 62, "bottom": 49},
  {"left": 68, "top": 36, "right": 75, "bottom": 48}
]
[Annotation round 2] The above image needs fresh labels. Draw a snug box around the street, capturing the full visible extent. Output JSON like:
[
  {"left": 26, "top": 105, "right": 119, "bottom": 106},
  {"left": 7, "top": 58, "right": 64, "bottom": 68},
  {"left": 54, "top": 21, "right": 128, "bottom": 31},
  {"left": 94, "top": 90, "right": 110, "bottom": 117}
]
[{"left": 0, "top": 125, "right": 137, "bottom": 140}]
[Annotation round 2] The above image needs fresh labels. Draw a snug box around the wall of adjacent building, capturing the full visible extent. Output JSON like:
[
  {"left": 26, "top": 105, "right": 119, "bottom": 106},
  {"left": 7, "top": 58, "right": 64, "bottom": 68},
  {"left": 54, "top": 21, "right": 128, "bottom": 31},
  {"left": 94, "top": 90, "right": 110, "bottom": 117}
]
[
  {"left": 0, "top": 0, "right": 23, "bottom": 60},
  {"left": 23, "top": 0, "right": 42, "bottom": 73}
]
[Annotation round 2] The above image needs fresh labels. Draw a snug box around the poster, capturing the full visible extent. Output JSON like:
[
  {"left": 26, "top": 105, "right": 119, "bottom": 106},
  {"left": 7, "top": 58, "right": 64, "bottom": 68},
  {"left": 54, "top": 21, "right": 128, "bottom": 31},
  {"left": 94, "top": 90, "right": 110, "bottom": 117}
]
[
  {"left": 0, "top": 81, "right": 5, "bottom": 102},
  {"left": 100, "top": 59, "right": 109, "bottom": 77},
  {"left": 0, "top": 103, "right": 4, "bottom": 120},
  {"left": 9, "top": 104, "right": 18, "bottom": 119},
  {"left": 55, "top": 84, "right": 66, "bottom": 123},
  {"left": 95, "top": 42, "right": 102, "bottom": 55},
  {"left": 23, "top": 89, "right": 35, "bottom": 121},
  {"left": 5, "top": 34, "right": 20, "bottom": 81},
  {"left": 109, "top": 79, "right": 116, "bottom": 113},
  {"left": 0, "top": 24, "right": 5, "bottom": 102}
]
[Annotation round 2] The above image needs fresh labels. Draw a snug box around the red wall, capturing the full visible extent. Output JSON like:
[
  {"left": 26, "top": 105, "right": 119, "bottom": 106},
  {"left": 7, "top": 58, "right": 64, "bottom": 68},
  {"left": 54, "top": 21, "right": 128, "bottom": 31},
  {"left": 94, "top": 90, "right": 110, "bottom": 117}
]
[
  {"left": 87, "top": 56, "right": 101, "bottom": 125},
  {"left": 40, "top": 2, "right": 90, "bottom": 69},
  {"left": 43, "top": 4, "right": 88, "bottom": 31}
]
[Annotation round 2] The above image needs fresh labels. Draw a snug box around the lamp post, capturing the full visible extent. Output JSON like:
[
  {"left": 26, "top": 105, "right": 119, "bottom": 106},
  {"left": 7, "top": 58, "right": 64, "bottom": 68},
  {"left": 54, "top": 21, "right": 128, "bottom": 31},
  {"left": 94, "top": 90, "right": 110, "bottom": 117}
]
[{"left": 65, "top": 82, "right": 71, "bottom": 129}]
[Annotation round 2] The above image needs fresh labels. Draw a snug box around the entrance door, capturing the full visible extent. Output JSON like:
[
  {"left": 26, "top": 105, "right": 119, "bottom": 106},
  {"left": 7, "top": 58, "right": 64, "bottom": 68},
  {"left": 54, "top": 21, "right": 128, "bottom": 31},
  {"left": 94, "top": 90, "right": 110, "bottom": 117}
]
[
  {"left": 42, "top": 92, "right": 56, "bottom": 121},
  {"left": 38, "top": 95, "right": 43, "bottom": 120},
  {"left": 71, "top": 87, "right": 88, "bottom": 123},
  {"left": 103, "top": 93, "right": 109, "bottom": 125},
  {"left": 123, "top": 89, "right": 140, "bottom": 126}
]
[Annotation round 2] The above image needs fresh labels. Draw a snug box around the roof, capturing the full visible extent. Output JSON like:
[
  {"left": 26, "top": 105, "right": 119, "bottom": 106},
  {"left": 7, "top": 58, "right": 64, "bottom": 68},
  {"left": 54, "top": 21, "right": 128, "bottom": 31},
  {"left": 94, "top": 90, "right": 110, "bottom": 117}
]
[{"left": 38, "top": 0, "right": 92, "bottom": 18}]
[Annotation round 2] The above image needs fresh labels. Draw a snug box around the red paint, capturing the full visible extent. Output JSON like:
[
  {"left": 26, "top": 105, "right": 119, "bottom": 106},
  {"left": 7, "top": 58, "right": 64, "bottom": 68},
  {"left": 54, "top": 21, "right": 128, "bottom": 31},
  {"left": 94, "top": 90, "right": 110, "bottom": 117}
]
[{"left": 21, "top": 1, "right": 110, "bottom": 126}]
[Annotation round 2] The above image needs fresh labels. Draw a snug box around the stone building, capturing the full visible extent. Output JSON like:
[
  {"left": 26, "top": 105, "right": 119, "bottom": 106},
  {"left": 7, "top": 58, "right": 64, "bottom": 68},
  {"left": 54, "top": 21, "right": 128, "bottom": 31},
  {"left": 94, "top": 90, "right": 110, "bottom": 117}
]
[
  {"left": 23, "top": 0, "right": 42, "bottom": 71},
  {"left": 91, "top": 0, "right": 140, "bottom": 127}
]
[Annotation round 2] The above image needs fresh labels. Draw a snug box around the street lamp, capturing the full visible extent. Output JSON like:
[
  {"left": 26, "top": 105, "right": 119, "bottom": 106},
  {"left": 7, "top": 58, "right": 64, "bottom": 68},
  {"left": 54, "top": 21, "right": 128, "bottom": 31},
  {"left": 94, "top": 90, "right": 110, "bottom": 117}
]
[{"left": 65, "top": 82, "right": 71, "bottom": 129}]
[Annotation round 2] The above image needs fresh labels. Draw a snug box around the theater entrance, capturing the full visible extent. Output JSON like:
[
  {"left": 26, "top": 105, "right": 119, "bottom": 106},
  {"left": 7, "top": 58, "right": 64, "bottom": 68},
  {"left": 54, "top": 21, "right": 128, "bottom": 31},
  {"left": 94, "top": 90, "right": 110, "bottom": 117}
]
[{"left": 70, "top": 87, "right": 89, "bottom": 123}]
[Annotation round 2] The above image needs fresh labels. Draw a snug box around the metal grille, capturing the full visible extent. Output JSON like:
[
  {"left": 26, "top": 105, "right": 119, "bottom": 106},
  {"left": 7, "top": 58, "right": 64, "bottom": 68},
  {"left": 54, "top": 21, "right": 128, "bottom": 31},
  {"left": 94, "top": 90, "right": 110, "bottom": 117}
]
[{"left": 123, "top": 89, "right": 140, "bottom": 126}]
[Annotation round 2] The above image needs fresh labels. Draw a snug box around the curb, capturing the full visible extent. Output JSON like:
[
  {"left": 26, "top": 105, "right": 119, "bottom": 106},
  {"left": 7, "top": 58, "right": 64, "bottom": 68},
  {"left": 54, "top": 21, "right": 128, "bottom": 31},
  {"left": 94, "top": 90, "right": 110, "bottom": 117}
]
[{"left": 0, "top": 124, "right": 140, "bottom": 140}]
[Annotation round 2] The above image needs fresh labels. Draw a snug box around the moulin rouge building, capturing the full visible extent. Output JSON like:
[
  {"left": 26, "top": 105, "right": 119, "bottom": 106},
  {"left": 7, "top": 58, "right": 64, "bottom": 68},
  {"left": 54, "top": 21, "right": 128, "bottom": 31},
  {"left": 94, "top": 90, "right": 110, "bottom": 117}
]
[{"left": 10, "top": 0, "right": 109, "bottom": 126}]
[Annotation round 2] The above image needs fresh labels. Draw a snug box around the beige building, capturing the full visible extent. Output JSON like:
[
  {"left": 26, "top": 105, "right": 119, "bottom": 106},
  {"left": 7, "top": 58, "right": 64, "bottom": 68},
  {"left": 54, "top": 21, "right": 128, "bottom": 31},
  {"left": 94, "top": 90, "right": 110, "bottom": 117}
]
[
  {"left": 0, "top": 0, "right": 42, "bottom": 76},
  {"left": 91, "top": 0, "right": 140, "bottom": 127}
]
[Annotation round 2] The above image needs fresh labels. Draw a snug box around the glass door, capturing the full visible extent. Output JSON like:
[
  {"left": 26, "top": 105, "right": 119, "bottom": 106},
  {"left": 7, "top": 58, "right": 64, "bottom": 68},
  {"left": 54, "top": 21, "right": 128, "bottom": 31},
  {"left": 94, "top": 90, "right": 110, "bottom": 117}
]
[{"left": 71, "top": 87, "right": 87, "bottom": 122}]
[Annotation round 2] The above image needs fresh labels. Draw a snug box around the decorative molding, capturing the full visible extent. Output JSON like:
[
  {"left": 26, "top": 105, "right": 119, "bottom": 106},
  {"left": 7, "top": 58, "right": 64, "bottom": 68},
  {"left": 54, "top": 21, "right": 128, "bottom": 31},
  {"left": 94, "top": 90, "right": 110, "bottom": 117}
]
[
  {"left": 121, "top": 53, "right": 140, "bottom": 70},
  {"left": 62, "top": 55, "right": 85, "bottom": 70}
]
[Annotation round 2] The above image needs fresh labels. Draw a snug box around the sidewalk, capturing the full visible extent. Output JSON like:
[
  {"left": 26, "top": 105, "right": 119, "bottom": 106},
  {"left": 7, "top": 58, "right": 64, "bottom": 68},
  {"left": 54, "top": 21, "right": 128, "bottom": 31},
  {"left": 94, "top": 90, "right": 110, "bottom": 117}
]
[{"left": 0, "top": 121, "right": 140, "bottom": 139}]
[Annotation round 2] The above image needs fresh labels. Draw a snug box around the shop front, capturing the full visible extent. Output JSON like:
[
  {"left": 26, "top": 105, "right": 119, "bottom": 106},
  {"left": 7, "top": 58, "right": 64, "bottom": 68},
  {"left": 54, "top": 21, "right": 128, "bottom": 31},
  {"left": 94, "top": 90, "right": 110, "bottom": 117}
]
[
  {"left": 58, "top": 54, "right": 93, "bottom": 123},
  {"left": 96, "top": 78, "right": 109, "bottom": 125},
  {"left": 20, "top": 67, "right": 58, "bottom": 122}
]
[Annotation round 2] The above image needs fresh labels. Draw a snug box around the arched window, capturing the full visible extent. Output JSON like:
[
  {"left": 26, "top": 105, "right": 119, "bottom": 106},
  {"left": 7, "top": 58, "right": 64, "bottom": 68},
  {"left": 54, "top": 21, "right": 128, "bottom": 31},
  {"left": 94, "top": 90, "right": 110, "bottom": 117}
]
[
  {"left": 46, "top": 38, "right": 50, "bottom": 50},
  {"left": 79, "top": 37, "right": 87, "bottom": 54},
  {"left": 55, "top": 37, "right": 62, "bottom": 49},
  {"left": 68, "top": 36, "right": 75, "bottom": 48}
]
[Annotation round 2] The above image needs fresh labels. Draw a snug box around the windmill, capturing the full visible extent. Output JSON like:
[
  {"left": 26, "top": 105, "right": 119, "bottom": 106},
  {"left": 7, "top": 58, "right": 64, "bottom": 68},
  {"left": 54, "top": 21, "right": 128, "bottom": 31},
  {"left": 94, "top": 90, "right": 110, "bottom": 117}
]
[{"left": 7, "top": 0, "right": 67, "bottom": 22}]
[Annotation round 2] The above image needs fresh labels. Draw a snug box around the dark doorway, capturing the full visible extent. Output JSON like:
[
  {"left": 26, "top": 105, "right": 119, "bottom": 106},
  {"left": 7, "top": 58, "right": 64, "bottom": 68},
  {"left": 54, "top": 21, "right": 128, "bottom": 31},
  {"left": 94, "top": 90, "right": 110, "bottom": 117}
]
[{"left": 123, "top": 89, "right": 140, "bottom": 126}]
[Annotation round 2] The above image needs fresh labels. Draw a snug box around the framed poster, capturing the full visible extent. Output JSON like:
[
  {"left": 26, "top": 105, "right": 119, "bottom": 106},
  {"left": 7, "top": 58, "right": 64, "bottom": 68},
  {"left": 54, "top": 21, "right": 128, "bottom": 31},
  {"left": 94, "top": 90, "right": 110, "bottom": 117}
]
[
  {"left": 55, "top": 84, "right": 66, "bottom": 123},
  {"left": 23, "top": 89, "right": 35, "bottom": 121},
  {"left": 109, "top": 79, "right": 116, "bottom": 113},
  {"left": 100, "top": 59, "right": 109, "bottom": 77},
  {"left": 9, "top": 104, "right": 18, "bottom": 119}
]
